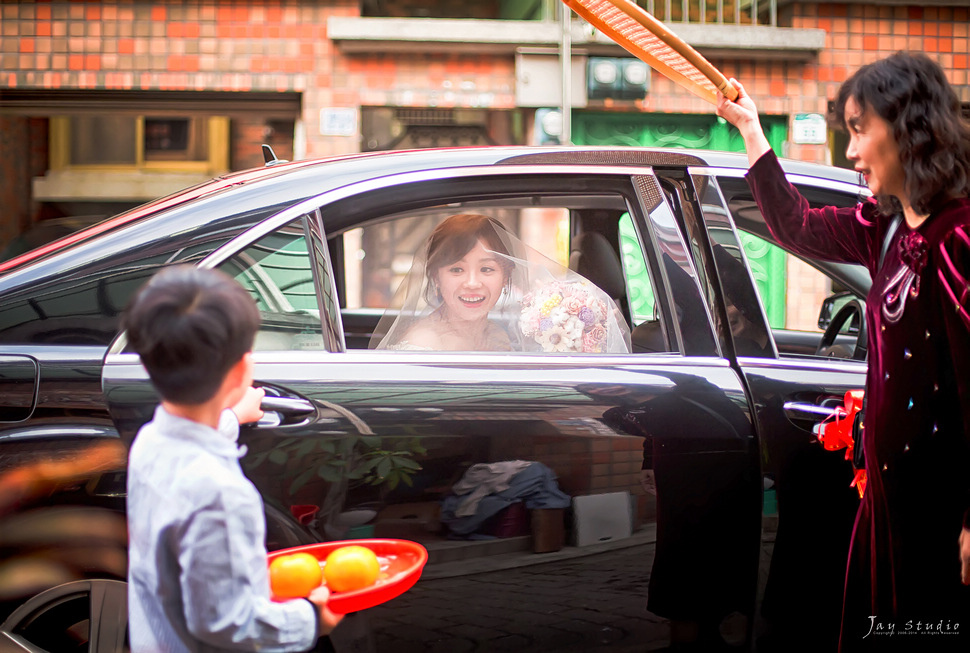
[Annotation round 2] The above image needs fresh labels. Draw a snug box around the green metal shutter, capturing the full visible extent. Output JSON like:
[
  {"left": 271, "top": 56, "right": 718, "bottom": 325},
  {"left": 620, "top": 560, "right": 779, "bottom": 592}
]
[{"left": 572, "top": 111, "right": 789, "bottom": 328}]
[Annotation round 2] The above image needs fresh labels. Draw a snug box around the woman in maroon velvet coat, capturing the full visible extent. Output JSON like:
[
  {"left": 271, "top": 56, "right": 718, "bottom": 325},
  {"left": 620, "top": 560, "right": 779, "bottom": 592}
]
[{"left": 717, "top": 52, "right": 970, "bottom": 651}]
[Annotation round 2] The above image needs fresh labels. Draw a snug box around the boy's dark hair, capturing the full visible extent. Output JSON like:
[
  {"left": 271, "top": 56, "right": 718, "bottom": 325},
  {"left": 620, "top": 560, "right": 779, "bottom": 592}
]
[{"left": 123, "top": 266, "right": 260, "bottom": 404}]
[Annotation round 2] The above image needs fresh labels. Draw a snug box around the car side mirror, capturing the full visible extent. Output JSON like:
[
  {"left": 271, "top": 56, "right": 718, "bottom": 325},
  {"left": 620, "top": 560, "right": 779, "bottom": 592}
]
[{"left": 818, "top": 291, "right": 862, "bottom": 332}]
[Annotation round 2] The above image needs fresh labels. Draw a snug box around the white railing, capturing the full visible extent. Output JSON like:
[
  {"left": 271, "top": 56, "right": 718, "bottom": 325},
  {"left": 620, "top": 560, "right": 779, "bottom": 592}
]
[
  {"left": 643, "top": 0, "right": 778, "bottom": 27},
  {"left": 543, "top": 0, "right": 779, "bottom": 28}
]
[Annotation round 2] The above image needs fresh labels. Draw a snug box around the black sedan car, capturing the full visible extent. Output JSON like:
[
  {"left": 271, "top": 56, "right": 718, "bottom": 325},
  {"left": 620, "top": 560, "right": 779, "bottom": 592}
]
[{"left": 0, "top": 146, "right": 870, "bottom": 653}]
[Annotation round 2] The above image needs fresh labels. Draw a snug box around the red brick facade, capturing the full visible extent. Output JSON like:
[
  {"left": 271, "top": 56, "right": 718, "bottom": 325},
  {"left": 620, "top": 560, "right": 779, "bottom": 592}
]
[
  {"left": 3, "top": 2, "right": 967, "bottom": 156},
  {"left": 783, "top": 3, "right": 970, "bottom": 162},
  {"left": 1, "top": 1, "right": 968, "bottom": 242}
]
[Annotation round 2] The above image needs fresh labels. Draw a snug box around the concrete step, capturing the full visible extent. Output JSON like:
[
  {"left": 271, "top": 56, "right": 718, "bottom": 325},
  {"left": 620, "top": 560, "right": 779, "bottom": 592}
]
[{"left": 420, "top": 534, "right": 532, "bottom": 564}]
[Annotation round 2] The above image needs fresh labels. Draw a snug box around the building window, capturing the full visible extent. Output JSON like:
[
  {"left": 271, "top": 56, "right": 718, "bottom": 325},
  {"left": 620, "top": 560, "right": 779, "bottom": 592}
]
[
  {"left": 51, "top": 115, "right": 228, "bottom": 174},
  {"left": 144, "top": 118, "right": 207, "bottom": 161},
  {"left": 69, "top": 116, "right": 138, "bottom": 165}
]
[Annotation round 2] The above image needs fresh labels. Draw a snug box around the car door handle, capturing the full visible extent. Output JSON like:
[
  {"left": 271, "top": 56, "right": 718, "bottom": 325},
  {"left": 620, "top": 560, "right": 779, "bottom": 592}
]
[
  {"left": 782, "top": 401, "right": 842, "bottom": 424},
  {"left": 260, "top": 396, "right": 315, "bottom": 416}
]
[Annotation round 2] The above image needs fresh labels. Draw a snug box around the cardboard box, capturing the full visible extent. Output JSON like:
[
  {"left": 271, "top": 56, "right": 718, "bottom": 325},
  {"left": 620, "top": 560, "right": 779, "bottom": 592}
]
[
  {"left": 531, "top": 508, "right": 565, "bottom": 553},
  {"left": 571, "top": 492, "right": 632, "bottom": 547}
]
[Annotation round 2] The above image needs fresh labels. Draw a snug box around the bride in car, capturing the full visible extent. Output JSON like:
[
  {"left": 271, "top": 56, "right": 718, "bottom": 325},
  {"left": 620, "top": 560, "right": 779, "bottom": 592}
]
[{"left": 371, "top": 213, "right": 630, "bottom": 353}]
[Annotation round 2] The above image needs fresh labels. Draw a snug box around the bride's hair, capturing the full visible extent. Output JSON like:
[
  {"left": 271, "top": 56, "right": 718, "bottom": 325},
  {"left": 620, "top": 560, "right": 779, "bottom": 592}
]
[{"left": 424, "top": 214, "right": 515, "bottom": 303}]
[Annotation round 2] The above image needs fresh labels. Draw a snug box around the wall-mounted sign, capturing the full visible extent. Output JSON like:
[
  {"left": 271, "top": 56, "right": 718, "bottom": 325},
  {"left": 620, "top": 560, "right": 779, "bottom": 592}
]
[
  {"left": 792, "top": 113, "right": 827, "bottom": 145},
  {"left": 320, "top": 108, "right": 358, "bottom": 137}
]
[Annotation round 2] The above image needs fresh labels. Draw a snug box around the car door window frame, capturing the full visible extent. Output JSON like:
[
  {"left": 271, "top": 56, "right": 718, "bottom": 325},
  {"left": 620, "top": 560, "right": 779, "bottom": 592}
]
[
  {"left": 305, "top": 209, "right": 345, "bottom": 352},
  {"left": 697, "top": 166, "right": 871, "bottom": 360},
  {"left": 197, "top": 165, "right": 710, "bottom": 358},
  {"left": 631, "top": 173, "right": 721, "bottom": 358},
  {"left": 686, "top": 170, "right": 777, "bottom": 358}
]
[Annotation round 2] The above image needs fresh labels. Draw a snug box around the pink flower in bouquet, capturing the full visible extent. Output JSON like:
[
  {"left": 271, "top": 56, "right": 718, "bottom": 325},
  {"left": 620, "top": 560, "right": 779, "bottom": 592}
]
[
  {"left": 519, "top": 279, "right": 613, "bottom": 353},
  {"left": 520, "top": 313, "right": 541, "bottom": 338},
  {"left": 562, "top": 296, "right": 584, "bottom": 315},
  {"left": 570, "top": 288, "right": 589, "bottom": 304},
  {"left": 582, "top": 324, "right": 607, "bottom": 353}
]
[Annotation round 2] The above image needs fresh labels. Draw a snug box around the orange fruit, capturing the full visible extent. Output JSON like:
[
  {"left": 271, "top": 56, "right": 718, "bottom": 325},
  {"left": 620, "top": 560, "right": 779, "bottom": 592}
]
[
  {"left": 269, "top": 552, "right": 323, "bottom": 599},
  {"left": 323, "top": 545, "right": 381, "bottom": 592}
]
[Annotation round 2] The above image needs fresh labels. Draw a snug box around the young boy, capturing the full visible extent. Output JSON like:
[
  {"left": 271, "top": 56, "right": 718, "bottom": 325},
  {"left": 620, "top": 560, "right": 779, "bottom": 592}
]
[{"left": 124, "top": 266, "right": 341, "bottom": 652}]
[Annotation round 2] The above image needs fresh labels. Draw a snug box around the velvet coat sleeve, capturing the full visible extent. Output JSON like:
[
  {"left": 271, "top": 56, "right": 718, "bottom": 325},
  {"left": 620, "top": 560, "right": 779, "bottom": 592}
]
[
  {"left": 935, "top": 224, "right": 970, "bottom": 528},
  {"left": 746, "top": 150, "right": 881, "bottom": 273}
]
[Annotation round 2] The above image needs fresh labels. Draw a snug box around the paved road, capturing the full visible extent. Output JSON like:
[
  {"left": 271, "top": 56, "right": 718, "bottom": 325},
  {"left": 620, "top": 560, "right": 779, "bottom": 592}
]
[{"left": 366, "top": 540, "right": 671, "bottom": 653}]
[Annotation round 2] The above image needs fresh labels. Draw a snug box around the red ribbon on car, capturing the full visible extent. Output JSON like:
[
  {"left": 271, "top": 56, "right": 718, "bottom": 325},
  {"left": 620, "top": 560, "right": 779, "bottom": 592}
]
[{"left": 816, "top": 389, "right": 867, "bottom": 498}]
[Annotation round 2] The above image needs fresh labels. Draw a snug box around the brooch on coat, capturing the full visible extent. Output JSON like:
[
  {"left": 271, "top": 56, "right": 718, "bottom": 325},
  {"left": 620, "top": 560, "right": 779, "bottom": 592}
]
[{"left": 882, "top": 231, "right": 928, "bottom": 324}]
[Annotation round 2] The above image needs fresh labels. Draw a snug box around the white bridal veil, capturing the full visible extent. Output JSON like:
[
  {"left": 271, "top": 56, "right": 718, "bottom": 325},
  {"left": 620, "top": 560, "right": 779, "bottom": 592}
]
[{"left": 370, "top": 214, "right": 631, "bottom": 354}]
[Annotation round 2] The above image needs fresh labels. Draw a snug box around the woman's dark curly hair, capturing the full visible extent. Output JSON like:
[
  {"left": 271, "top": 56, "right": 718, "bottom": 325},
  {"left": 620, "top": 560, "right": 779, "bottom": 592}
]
[{"left": 830, "top": 52, "right": 970, "bottom": 216}]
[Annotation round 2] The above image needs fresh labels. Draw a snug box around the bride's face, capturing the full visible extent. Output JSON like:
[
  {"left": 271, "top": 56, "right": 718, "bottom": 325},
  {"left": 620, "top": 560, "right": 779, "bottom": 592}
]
[{"left": 435, "top": 239, "right": 507, "bottom": 321}]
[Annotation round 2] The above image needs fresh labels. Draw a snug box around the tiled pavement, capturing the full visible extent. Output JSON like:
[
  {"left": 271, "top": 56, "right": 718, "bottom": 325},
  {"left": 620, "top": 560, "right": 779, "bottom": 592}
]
[{"left": 364, "top": 527, "right": 675, "bottom": 653}]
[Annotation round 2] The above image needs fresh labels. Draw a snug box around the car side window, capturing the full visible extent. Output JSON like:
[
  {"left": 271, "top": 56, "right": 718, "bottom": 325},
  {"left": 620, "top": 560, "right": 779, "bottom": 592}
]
[
  {"left": 343, "top": 209, "right": 568, "bottom": 312},
  {"left": 337, "top": 199, "right": 654, "bottom": 353},
  {"left": 218, "top": 218, "right": 327, "bottom": 351},
  {"left": 714, "top": 173, "right": 869, "bottom": 358},
  {"left": 618, "top": 212, "right": 657, "bottom": 324}
]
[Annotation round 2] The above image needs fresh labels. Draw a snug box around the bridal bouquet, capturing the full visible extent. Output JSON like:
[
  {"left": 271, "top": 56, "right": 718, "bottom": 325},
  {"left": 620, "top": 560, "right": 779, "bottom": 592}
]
[{"left": 519, "top": 280, "right": 611, "bottom": 353}]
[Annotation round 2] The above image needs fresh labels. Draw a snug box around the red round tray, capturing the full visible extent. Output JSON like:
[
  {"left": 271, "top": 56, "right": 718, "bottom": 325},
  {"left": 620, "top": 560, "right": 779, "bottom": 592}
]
[{"left": 267, "top": 539, "right": 428, "bottom": 613}]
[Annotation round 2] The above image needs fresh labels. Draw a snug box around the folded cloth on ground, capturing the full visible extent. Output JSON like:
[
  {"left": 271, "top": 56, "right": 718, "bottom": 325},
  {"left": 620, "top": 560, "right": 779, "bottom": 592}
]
[
  {"left": 451, "top": 460, "right": 533, "bottom": 517},
  {"left": 441, "top": 461, "right": 571, "bottom": 536}
]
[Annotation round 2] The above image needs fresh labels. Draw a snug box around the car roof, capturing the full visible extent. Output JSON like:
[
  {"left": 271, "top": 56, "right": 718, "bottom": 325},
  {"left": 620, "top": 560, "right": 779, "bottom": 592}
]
[{"left": 0, "top": 146, "right": 860, "bottom": 279}]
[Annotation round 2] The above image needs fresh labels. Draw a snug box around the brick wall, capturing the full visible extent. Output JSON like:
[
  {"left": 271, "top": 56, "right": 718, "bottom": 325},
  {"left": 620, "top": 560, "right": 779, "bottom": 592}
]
[
  {"left": 0, "top": 117, "right": 49, "bottom": 251},
  {"left": 499, "top": 427, "right": 645, "bottom": 503},
  {"left": 0, "top": 117, "right": 33, "bottom": 250},
  {"left": 785, "top": 3, "right": 969, "bottom": 163},
  {"left": 362, "top": 0, "right": 499, "bottom": 19},
  {"left": 1, "top": 0, "right": 362, "bottom": 159},
  {"left": 3, "top": 2, "right": 968, "bottom": 163},
  {"left": 231, "top": 115, "right": 296, "bottom": 170},
  {"left": 786, "top": 254, "right": 833, "bottom": 331},
  {"left": 350, "top": 53, "right": 517, "bottom": 110}
]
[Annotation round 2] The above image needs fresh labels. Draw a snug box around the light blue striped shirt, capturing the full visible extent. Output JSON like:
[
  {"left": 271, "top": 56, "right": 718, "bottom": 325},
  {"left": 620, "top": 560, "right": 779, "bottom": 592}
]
[{"left": 127, "top": 406, "right": 317, "bottom": 652}]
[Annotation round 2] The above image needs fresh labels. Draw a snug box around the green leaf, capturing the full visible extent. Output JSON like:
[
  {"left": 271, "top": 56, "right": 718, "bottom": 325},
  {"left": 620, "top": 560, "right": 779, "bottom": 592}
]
[
  {"left": 360, "top": 436, "right": 382, "bottom": 448},
  {"left": 288, "top": 467, "right": 316, "bottom": 494},
  {"left": 376, "top": 457, "right": 393, "bottom": 479},
  {"left": 349, "top": 459, "right": 378, "bottom": 477},
  {"left": 245, "top": 452, "right": 268, "bottom": 468},
  {"left": 391, "top": 457, "right": 422, "bottom": 471},
  {"left": 316, "top": 465, "right": 341, "bottom": 482},
  {"left": 268, "top": 450, "right": 288, "bottom": 465},
  {"left": 400, "top": 474, "right": 413, "bottom": 487},
  {"left": 295, "top": 439, "right": 317, "bottom": 458},
  {"left": 386, "top": 472, "right": 400, "bottom": 490},
  {"left": 408, "top": 438, "right": 427, "bottom": 455},
  {"left": 318, "top": 440, "right": 336, "bottom": 454}
]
